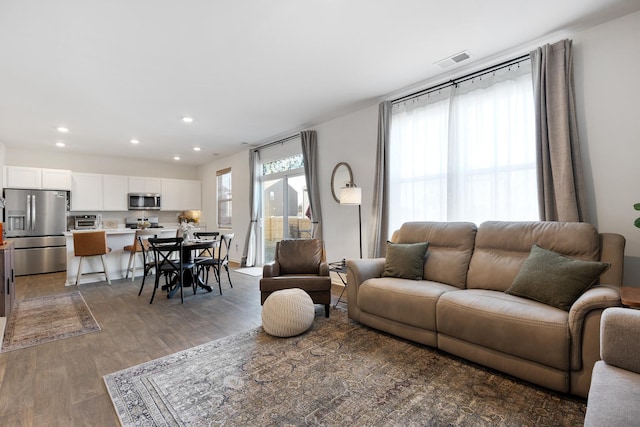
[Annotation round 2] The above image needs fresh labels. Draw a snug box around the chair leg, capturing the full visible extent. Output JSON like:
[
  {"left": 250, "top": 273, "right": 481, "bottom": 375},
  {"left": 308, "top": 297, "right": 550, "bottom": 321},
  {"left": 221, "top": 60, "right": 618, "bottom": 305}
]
[
  {"left": 125, "top": 251, "right": 134, "bottom": 279},
  {"left": 225, "top": 265, "right": 233, "bottom": 288},
  {"left": 75, "top": 257, "right": 84, "bottom": 286},
  {"left": 150, "top": 272, "right": 160, "bottom": 304},
  {"left": 325, "top": 304, "right": 330, "bottom": 318},
  {"left": 130, "top": 252, "right": 138, "bottom": 281},
  {"left": 101, "top": 255, "right": 111, "bottom": 284}
]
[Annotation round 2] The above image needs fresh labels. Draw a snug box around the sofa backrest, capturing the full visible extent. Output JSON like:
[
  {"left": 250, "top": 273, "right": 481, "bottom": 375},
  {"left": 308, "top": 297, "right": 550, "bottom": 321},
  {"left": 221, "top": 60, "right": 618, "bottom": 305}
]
[
  {"left": 467, "top": 221, "right": 603, "bottom": 291},
  {"left": 392, "top": 221, "right": 477, "bottom": 289}
]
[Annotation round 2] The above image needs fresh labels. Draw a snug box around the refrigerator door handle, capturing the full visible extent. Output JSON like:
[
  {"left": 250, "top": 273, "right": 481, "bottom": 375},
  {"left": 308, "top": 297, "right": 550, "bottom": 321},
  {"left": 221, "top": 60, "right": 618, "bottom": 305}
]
[
  {"left": 26, "top": 194, "right": 32, "bottom": 232},
  {"left": 32, "top": 194, "right": 37, "bottom": 232}
]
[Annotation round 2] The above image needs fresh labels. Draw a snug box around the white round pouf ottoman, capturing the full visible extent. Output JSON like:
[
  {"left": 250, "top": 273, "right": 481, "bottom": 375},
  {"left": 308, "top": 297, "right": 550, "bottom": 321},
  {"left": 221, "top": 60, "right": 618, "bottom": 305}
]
[{"left": 262, "top": 288, "right": 315, "bottom": 337}]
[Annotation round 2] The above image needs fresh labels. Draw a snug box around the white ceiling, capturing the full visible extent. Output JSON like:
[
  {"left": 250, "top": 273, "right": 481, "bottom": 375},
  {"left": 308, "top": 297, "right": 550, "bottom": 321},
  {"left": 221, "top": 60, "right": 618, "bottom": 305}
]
[{"left": 1, "top": 0, "right": 639, "bottom": 165}]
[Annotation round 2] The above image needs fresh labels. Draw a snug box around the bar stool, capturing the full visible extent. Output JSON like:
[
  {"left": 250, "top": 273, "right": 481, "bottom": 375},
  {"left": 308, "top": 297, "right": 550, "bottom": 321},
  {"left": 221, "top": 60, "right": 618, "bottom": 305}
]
[
  {"left": 73, "top": 230, "right": 112, "bottom": 285},
  {"left": 124, "top": 229, "right": 157, "bottom": 281}
]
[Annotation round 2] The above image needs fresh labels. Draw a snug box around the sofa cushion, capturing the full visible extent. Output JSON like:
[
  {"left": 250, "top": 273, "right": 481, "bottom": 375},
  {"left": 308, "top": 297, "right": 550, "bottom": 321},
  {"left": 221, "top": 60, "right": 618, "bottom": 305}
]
[
  {"left": 392, "top": 221, "right": 477, "bottom": 289},
  {"left": 382, "top": 241, "right": 429, "bottom": 280},
  {"left": 467, "top": 221, "right": 601, "bottom": 292},
  {"left": 437, "top": 289, "right": 570, "bottom": 370},
  {"left": 506, "top": 244, "right": 610, "bottom": 311},
  {"left": 358, "top": 278, "right": 459, "bottom": 331}
]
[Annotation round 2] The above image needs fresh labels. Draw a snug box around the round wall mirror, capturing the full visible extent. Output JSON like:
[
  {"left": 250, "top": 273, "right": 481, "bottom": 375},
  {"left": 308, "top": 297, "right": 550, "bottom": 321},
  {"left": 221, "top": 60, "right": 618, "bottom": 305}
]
[{"left": 330, "top": 162, "right": 353, "bottom": 203}]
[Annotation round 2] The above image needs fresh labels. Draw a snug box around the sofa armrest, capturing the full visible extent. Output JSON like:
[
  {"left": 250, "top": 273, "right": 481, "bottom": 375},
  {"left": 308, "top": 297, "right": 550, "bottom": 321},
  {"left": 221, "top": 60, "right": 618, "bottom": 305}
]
[
  {"left": 568, "top": 285, "right": 621, "bottom": 369},
  {"left": 346, "top": 258, "right": 385, "bottom": 320},
  {"left": 262, "top": 261, "right": 280, "bottom": 278},
  {"left": 600, "top": 307, "right": 640, "bottom": 374},
  {"left": 319, "top": 262, "right": 329, "bottom": 276}
]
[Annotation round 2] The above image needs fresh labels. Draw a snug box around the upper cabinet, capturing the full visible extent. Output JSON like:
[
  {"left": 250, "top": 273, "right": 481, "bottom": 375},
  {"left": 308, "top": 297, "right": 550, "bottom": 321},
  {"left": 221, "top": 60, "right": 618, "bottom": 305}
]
[
  {"left": 161, "top": 179, "right": 201, "bottom": 211},
  {"left": 102, "top": 175, "right": 129, "bottom": 211},
  {"left": 3, "top": 166, "right": 71, "bottom": 190},
  {"left": 128, "top": 176, "right": 162, "bottom": 194},
  {"left": 71, "top": 173, "right": 103, "bottom": 211}
]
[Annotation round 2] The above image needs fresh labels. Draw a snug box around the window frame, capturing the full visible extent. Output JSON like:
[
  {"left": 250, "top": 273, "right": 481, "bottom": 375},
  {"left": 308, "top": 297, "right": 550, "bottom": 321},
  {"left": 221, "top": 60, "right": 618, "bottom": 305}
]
[{"left": 216, "top": 167, "right": 232, "bottom": 229}]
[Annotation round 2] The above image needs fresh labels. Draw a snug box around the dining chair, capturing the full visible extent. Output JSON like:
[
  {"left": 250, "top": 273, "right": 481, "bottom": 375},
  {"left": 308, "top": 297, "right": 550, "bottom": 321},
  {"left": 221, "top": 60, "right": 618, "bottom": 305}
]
[
  {"left": 73, "top": 230, "right": 112, "bottom": 285},
  {"left": 193, "top": 232, "right": 220, "bottom": 292},
  {"left": 124, "top": 229, "right": 157, "bottom": 281},
  {"left": 147, "top": 237, "right": 195, "bottom": 304},
  {"left": 137, "top": 233, "right": 160, "bottom": 297},
  {"left": 213, "top": 233, "right": 234, "bottom": 289}
]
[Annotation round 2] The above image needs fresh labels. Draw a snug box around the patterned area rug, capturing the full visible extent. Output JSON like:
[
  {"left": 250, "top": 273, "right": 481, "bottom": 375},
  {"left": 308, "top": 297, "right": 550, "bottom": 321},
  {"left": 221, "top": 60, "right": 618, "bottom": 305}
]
[
  {"left": 104, "top": 309, "right": 585, "bottom": 426},
  {"left": 2, "top": 291, "right": 100, "bottom": 352}
]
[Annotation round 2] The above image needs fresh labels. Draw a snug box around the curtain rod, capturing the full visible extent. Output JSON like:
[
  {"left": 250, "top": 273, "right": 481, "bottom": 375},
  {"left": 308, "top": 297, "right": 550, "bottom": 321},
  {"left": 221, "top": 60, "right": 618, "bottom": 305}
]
[
  {"left": 392, "top": 53, "right": 531, "bottom": 105},
  {"left": 253, "top": 134, "right": 299, "bottom": 152}
]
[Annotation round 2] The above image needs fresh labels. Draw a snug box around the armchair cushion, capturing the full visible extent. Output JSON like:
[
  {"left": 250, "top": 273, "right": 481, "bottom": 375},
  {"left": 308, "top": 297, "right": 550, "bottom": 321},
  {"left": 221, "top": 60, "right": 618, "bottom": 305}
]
[
  {"left": 506, "top": 244, "right": 610, "bottom": 311},
  {"left": 278, "top": 239, "right": 323, "bottom": 275}
]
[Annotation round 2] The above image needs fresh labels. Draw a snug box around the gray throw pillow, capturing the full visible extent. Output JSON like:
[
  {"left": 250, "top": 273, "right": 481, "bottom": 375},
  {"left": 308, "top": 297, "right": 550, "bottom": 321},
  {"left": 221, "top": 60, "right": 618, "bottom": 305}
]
[
  {"left": 505, "top": 244, "right": 610, "bottom": 311},
  {"left": 382, "top": 241, "right": 429, "bottom": 280}
]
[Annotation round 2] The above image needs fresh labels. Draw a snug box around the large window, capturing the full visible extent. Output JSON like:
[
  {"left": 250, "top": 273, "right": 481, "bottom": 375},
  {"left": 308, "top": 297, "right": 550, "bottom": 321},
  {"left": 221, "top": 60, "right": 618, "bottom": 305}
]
[
  {"left": 217, "top": 168, "right": 232, "bottom": 229},
  {"left": 389, "top": 61, "right": 537, "bottom": 232}
]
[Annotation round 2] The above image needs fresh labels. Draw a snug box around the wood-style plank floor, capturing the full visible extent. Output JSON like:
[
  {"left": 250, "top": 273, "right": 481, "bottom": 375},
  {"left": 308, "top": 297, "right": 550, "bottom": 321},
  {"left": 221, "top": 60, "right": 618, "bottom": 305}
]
[{"left": 0, "top": 269, "right": 346, "bottom": 426}]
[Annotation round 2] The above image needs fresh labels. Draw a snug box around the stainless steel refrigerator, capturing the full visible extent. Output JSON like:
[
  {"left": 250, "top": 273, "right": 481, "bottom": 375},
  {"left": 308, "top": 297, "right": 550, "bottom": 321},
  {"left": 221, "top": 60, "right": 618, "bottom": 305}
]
[{"left": 4, "top": 189, "right": 68, "bottom": 275}]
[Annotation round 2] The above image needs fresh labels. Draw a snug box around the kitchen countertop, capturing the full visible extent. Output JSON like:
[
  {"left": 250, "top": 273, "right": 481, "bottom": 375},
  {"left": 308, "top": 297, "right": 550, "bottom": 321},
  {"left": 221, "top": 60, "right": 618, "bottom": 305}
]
[{"left": 64, "top": 228, "right": 177, "bottom": 236}]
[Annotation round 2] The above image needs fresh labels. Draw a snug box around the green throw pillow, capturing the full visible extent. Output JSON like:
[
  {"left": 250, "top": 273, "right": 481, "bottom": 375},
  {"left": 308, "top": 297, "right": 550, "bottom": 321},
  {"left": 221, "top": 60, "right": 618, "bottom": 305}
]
[
  {"left": 382, "top": 241, "right": 429, "bottom": 280},
  {"left": 506, "top": 244, "right": 610, "bottom": 311}
]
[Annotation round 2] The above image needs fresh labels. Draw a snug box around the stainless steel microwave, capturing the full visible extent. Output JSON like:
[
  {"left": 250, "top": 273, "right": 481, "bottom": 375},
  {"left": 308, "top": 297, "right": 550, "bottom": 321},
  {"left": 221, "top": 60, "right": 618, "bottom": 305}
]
[{"left": 128, "top": 193, "right": 161, "bottom": 210}]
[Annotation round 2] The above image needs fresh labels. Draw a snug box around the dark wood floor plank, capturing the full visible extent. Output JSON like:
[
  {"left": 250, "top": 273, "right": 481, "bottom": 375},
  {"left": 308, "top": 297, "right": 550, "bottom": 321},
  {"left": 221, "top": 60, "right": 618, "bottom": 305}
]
[{"left": 0, "top": 269, "right": 344, "bottom": 425}]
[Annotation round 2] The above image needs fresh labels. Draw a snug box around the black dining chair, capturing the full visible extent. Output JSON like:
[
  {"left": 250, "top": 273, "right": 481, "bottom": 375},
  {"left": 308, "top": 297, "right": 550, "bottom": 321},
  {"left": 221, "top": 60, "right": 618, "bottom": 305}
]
[
  {"left": 193, "top": 232, "right": 221, "bottom": 292},
  {"left": 148, "top": 237, "right": 195, "bottom": 304},
  {"left": 136, "top": 233, "right": 159, "bottom": 297},
  {"left": 213, "top": 233, "right": 234, "bottom": 289}
]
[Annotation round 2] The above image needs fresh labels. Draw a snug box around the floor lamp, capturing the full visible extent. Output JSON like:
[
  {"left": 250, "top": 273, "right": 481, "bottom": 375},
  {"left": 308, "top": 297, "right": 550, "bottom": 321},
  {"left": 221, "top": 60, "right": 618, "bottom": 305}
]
[{"left": 340, "top": 183, "right": 362, "bottom": 258}]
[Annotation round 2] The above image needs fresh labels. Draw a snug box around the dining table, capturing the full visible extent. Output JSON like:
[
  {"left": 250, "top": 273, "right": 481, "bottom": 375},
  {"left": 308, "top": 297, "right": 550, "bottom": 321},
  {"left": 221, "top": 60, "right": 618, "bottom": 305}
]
[{"left": 163, "top": 238, "right": 217, "bottom": 298}]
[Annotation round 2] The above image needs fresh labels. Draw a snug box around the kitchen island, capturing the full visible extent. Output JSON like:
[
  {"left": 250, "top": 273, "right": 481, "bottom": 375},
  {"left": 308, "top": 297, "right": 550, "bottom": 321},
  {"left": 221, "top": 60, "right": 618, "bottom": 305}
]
[{"left": 64, "top": 228, "right": 177, "bottom": 286}]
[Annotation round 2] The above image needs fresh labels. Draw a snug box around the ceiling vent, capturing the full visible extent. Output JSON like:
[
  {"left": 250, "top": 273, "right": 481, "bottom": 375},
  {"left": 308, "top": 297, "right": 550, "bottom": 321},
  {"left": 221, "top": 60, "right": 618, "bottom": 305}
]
[{"left": 435, "top": 50, "right": 471, "bottom": 69}]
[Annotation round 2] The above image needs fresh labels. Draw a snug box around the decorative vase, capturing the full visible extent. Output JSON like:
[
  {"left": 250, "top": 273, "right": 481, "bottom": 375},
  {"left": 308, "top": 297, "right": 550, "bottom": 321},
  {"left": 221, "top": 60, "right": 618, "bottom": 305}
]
[{"left": 182, "top": 231, "right": 190, "bottom": 242}]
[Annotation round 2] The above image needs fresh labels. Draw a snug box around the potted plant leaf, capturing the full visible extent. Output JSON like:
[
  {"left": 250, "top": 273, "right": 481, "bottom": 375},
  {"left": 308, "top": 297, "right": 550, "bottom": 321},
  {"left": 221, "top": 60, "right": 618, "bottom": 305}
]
[{"left": 635, "top": 203, "right": 640, "bottom": 228}]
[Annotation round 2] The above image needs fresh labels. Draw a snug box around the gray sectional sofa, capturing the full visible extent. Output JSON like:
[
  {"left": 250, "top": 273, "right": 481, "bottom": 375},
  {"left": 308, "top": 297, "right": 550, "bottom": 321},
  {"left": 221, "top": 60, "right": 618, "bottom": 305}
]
[{"left": 347, "top": 221, "right": 625, "bottom": 397}]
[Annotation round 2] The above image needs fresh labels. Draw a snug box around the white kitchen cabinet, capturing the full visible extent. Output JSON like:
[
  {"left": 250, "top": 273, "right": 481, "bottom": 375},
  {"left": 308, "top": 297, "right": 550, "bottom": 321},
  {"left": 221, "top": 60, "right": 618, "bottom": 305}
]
[
  {"left": 102, "top": 175, "right": 129, "bottom": 211},
  {"left": 41, "top": 169, "right": 72, "bottom": 190},
  {"left": 3, "top": 166, "right": 71, "bottom": 190},
  {"left": 128, "top": 176, "right": 162, "bottom": 194},
  {"left": 161, "top": 179, "right": 201, "bottom": 211},
  {"left": 160, "top": 179, "right": 182, "bottom": 211},
  {"left": 181, "top": 180, "right": 202, "bottom": 210},
  {"left": 71, "top": 173, "right": 103, "bottom": 211},
  {"left": 4, "top": 166, "right": 42, "bottom": 189}
]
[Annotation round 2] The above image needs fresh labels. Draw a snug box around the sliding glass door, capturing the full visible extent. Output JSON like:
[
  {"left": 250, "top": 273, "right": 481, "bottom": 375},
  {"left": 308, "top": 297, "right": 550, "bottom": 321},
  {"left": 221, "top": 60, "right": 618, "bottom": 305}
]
[{"left": 261, "top": 172, "right": 309, "bottom": 264}]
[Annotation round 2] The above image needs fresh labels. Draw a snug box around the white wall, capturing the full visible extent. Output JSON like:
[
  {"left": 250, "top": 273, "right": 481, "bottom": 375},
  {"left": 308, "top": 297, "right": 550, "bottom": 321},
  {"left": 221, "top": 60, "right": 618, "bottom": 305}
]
[
  {"left": 198, "top": 150, "right": 250, "bottom": 264},
  {"left": 572, "top": 10, "right": 640, "bottom": 284},
  {"left": 205, "top": 10, "right": 640, "bottom": 282},
  {"left": 5, "top": 148, "right": 199, "bottom": 179}
]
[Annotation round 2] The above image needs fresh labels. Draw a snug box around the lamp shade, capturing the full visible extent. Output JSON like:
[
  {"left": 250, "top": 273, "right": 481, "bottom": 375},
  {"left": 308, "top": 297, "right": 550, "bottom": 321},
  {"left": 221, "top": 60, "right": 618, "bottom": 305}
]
[{"left": 340, "top": 186, "right": 362, "bottom": 205}]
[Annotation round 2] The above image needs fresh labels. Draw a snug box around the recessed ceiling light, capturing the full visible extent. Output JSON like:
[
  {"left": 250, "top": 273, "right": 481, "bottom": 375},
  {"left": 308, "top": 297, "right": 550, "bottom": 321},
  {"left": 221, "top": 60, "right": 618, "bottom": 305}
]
[
  {"left": 173, "top": 156, "right": 181, "bottom": 161},
  {"left": 130, "top": 139, "right": 140, "bottom": 144},
  {"left": 182, "top": 116, "right": 194, "bottom": 123},
  {"left": 57, "top": 126, "right": 69, "bottom": 133},
  {"left": 55, "top": 142, "right": 65, "bottom": 147},
  {"left": 193, "top": 147, "right": 201, "bottom": 151}
]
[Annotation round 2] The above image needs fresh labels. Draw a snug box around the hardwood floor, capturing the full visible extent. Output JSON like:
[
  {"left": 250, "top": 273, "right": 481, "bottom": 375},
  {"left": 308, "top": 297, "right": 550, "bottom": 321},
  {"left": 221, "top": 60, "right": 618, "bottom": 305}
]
[{"left": 0, "top": 269, "right": 346, "bottom": 426}]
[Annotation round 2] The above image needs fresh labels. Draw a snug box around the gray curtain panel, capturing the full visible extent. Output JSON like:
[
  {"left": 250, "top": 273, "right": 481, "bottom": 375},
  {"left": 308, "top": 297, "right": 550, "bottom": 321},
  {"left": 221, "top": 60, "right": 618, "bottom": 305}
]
[
  {"left": 241, "top": 149, "right": 261, "bottom": 267},
  {"left": 370, "top": 101, "right": 392, "bottom": 257},
  {"left": 301, "top": 130, "right": 323, "bottom": 240},
  {"left": 531, "top": 39, "right": 588, "bottom": 222}
]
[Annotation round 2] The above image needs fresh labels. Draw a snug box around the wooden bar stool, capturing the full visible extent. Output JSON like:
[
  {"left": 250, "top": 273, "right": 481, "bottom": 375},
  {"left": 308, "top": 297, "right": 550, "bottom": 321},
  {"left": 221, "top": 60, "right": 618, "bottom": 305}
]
[
  {"left": 73, "top": 230, "right": 112, "bottom": 285},
  {"left": 124, "top": 229, "right": 157, "bottom": 281}
]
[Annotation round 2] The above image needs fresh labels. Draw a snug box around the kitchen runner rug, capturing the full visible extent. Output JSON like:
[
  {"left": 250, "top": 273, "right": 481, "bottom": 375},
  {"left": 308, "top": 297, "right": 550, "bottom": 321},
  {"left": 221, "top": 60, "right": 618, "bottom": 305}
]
[
  {"left": 2, "top": 291, "right": 100, "bottom": 353},
  {"left": 103, "top": 309, "right": 586, "bottom": 426}
]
